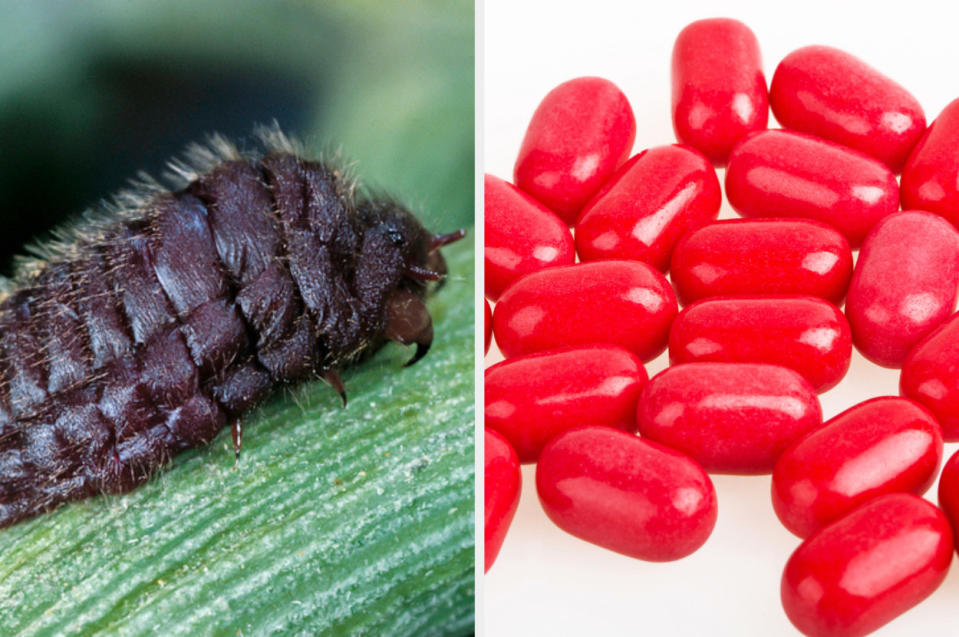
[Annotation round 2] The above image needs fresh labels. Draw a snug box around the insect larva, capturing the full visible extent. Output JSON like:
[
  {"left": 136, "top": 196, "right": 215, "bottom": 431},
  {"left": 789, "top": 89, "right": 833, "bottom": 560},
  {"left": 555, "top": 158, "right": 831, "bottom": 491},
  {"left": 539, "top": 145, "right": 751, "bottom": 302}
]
[{"left": 0, "top": 125, "right": 464, "bottom": 528}]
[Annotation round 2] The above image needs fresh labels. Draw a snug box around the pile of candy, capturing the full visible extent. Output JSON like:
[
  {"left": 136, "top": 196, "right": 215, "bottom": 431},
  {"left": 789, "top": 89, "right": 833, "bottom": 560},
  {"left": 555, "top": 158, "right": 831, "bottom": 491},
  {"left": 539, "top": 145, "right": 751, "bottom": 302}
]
[{"left": 484, "top": 17, "right": 959, "bottom": 637}]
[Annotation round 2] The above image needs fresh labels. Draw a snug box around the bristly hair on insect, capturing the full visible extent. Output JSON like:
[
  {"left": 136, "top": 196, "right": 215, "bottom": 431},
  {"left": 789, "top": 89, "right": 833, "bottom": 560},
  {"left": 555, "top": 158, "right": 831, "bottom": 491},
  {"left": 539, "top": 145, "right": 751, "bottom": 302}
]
[{"left": 0, "top": 122, "right": 465, "bottom": 528}]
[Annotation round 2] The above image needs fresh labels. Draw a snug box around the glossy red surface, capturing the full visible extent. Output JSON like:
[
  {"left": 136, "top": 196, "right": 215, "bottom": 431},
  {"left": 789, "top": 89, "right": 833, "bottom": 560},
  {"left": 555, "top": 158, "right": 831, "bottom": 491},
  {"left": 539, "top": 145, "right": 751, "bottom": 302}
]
[
  {"left": 771, "top": 396, "right": 943, "bottom": 539},
  {"left": 485, "top": 428, "right": 522, "bottom": 573},
  {"left": 514, "top": 77, "right": 636, "bottom": 224},
  {"left": 901, "top": 98, "right": 959, "bottom": 228},
  {"left": 485, "top": 345, "right": 647, "bottom": 463},
  {"left": 781, "top": 493, "right": 952, "bottom": 637},
  {"left": 669, "top": 296, "right": 851, "bottom": 392},
  {"left": 725, "top": 129, "right": 899, "bottom": 248},
  {"left": 637, "top": 362, "right": 821, "bottom": 475},
  {"left": 671, "top": 18, "right": 767, "bottom": 166},
  {"left": 845, "top": 211, "right": 959, "bottom": 368},
  {"left": 484, "top": 298, "right": 492, "bottom": 355},
  {"left": 937, "top": 449, "right": 959, "bottom": 555},
  {"left": 670, "top": 218, "right": 852, "bottom": 306},
  {"left": 900, "top": 312, "right": 959, "bottom": 440},
  {"left": 769, "top": 46, "right": 925, "bottom": 173},
  {"left": 484, "top": 173, "right": 575, "bottom": 301},
  {"left": 536, "top": 426, "right": 716, "bottom": 561},
  {"left": 575, "top": 145, "right": 721, "bottom": 270},
  {"left": 493, "top": 260, "right": 677, "bottom": 361}
]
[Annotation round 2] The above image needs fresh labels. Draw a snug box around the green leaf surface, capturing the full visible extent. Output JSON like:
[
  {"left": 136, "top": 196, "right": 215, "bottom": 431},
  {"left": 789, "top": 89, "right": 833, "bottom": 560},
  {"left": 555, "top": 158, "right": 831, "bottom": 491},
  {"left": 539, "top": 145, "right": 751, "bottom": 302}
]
[{"left": 0, "top": 240, "right": 475, "bottom": 636}]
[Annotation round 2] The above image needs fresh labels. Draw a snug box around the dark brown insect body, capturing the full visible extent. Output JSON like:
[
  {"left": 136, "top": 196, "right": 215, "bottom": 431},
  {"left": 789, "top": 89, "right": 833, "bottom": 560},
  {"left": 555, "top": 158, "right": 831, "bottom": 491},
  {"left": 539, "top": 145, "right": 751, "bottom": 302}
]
[{"left": 0, "top": 128, "right": 462, "bottom": 528}]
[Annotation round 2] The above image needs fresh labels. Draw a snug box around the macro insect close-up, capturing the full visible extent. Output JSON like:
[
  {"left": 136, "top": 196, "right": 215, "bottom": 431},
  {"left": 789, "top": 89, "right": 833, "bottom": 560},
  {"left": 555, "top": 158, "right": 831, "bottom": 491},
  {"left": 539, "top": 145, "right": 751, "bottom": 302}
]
[
  {"left": 0, "top": 2, "right": 474, "bottom": 635},
  {"left": 0, "top": 125, "right": 465, "bottom": 527}
]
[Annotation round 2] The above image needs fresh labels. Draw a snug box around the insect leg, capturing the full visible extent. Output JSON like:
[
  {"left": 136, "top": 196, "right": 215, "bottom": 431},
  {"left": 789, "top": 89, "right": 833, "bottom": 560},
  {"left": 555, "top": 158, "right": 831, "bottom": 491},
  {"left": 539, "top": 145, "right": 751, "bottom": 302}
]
[
  {"left": 322, "top": 369, "right": 347, "bottom": 407},
  {"left": 384, "top": 289, "right": 434, "bottom": 367}
]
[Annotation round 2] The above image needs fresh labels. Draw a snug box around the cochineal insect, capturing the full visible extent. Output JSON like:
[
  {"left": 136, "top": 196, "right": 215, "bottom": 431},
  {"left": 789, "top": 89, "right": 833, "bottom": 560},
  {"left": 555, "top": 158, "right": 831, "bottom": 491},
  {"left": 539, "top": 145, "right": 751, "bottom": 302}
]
[{"left": 0, "top": 125, "right": 465, "bottom": 528}]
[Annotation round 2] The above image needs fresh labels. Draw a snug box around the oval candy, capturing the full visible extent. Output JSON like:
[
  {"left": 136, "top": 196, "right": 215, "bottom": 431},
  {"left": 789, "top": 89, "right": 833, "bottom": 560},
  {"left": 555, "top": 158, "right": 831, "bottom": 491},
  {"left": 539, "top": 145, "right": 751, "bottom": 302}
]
[
  {"left": 782, "top": 493, "right": 952, "bottom": 637},
  {"left": 485, "top": 344, "right": 647, "bottom": 463},
  {"left": 670, "top": 218, "right": 852, "bottom": 306},
  {"left": 770, "top": 45, "right": 925, "bottom": 172},
  {"left": 671, "top": 17, "right": 767, "bottom": 166},
  {"left": 669, "top": 295, "right": 852, "bottom": 392},
  {"left": 845, "top": 210, "right": 959, "bottom": 368},
  {"left": 938, "top": 449, "right": 959, "bottom": 556},
  {"left": 900, "top": 312, "right": 959, "bottom": 440},
  {"left": 725, "top": 129, "right": 899, "bottom": 248},
  {"left": 514, "top": 77, "right": 636, "bottom": 224},
  {"left": 484, "top": 173, "right": 575, "bottom": 301},
  {"left": 536, "top": 426, "right": 717, "bottom": 562},
  {"left": 484, "top": 428, "right": 522, "bottom": 573},
  {"left": 771, "top": 396, "right": 943, "bottom": 538},
  {"left": 901, "top": 97, "right": 959, "bottom": 228},
  {"left": 574, "top": 144, "right": 721, "bottom": 270},
  {"left": 493, "top": 261, "right": 677, "bottom": 361},
  {"left": 637, "top": 362, "right": 821, "bottom": 475}
]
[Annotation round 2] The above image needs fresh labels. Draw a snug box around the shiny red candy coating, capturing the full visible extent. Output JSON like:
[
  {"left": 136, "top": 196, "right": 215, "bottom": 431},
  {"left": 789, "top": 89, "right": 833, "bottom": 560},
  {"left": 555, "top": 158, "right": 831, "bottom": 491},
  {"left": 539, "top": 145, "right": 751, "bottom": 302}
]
[
  {"left": 781, "top": 493, "right": 952, "bottom": 637},
  {"left": 489, "top": 25, "right": 958, "bottom": 632},
  {"left": 771, "top": 396, "right": 943, "bottom": 539},
  {"left": 486, "top": 345, "right": 647, "bottom": 463},
  {"left": 670, "top": 218, "right": 853, "bottom": 306},
  {"left": 671, "top": 18, "right": 767, "bottom": 166},
  {"left": 938, "top": 449, "right": 959, "bottom": 554},
  {"left": 493, "top": 260, "right": 677, "bottom": 361},
  {"left": 536, "top": 426, "right": 716, "bottom": 562},
  {"left": 770, "top": 45, "right": 925, "bottom": 173},
  {"left": 669, "top": 295, "right": 852, "bottom": 392},
  {"left": 637, "top": 362, "right": 821, "bottom": 475},
  {"left": 725, "top": 129, "right": 899, "bottom": 248},
  {"left": 484, "top": 428, "right": 522, "bottom": 573},
  {"left": 845, "top": 211, "right": 959, "bottom": 368},
  {"left": 484, "top": 173, "right": 575, "bottom": 301},
  {"left": 484, "top": 298, "right": 492, "bottom": 355},
  {"left": 514, "top": 77, "right": 636, "bottom": 224},
  {"left": 901, "top": 98, "right": 959, "bottom": 228},
  {"left": 900, "top": 312, "right": 959, "bottom": 440},
  {"left": 575, "top": 145, "right": 721, "bottom": 270}
]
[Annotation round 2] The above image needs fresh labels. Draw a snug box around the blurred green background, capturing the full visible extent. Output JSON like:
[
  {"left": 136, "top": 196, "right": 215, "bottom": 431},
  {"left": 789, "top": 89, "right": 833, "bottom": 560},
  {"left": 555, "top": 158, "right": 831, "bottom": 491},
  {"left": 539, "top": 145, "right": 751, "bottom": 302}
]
[
  {"left": 0, "top": 1, "right": 475, "bottom": 635},
  {"left": 0, "top": 0, "right": 474, "bottom": 270}
]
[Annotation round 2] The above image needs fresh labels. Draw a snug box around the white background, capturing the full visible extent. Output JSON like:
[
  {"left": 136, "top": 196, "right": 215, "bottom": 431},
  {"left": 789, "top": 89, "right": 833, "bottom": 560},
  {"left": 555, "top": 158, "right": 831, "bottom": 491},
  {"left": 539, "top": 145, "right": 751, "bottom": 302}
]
[{"left": 483, "top": 0, "right": 959, "bottom": 635}]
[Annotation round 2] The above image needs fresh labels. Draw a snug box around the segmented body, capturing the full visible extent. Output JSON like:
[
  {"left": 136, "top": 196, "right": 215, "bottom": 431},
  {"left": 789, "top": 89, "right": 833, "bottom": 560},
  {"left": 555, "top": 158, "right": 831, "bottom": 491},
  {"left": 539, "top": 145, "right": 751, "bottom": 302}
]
[{"left": 0, "top": 129, "right": 454, "bottom": 528}]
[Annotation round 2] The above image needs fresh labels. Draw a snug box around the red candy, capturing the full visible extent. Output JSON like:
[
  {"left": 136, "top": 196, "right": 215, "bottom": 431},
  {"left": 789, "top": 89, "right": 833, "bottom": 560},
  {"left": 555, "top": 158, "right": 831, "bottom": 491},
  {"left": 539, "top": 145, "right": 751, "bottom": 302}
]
[
  {"left": 484, "top": 298, "right": 492, "bottom": 355},
  {"left": 487, "top": 25, "right": 959, "bottom": 633},
  {"left": 845, "top": 211, "right": 959, "bottom": 368},
  {"left": 781, "top": 493, "right": 952, "bottom": 637},
  {"left": 637, "top": 363, "right": 821, "bottom": 475},
  {"left": 485, "top": 345, "right": 647, "bottom": 463},
  {"left": 669, "top": 296, "right": 851, "bottom": 392},
  {"left": 670, "top": 218, "right": 852, "bottom": 306},
  {"left": 574, "top": 145, "right": 721, "bottom": 269},
  {"left": 671, "top": 18, "right": 767, "bottom": 166},
  {"left": 493, "top": 261, "right": 677, "bottom": 361},
  {"left": 770, "top": 45, "right": 925, "bottom": 173},
  {"left": 514, "top": 77, "right": 636, "bottom": 224},
  {"left": 536, "top": 426, "right": 716, "bottom": 561},
  {"left": 484, "top": 428, "right": 521, "bottom": 573},
  {"left": 900, "top": 312, "right": 959, "bottom": 440},
  {"left": 725, "top": 129, "right": 899, "bottom": 248},
  {"left": 901, "top": 98, "right": 959, "bottom": 228},
  {"left": 484, "top": 173, "right": 575, "bottom": 301},
  {"left": 938, "top": 449, "right": 959, "bottom": 554},
  {"left": 771, "top": 396, "right": 943, "bottom": 538}
]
